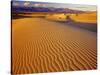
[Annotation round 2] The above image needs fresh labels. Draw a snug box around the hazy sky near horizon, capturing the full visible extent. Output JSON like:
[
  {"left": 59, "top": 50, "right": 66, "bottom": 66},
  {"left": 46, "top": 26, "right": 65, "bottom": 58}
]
[{"left": 12, "top": 1, "right": 97, "bottom": 11}]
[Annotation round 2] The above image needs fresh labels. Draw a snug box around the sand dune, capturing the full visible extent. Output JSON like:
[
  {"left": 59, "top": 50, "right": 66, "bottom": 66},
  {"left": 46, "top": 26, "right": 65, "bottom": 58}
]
[
  {"left": 12, "top": 18, "right": 97, "bottom": 74},
  {"left": 70, "top": 12, "right": 97, "bottom": 23},
  {"left": 45, "top": 12, "right": 97, "bottom": 23}
]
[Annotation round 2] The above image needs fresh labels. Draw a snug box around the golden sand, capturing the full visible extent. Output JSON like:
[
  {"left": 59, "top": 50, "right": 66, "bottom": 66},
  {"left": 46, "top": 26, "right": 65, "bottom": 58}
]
[
  {"left": 12, "top": 17, "right": 97, "bottom": 74},
  {"left": 45, "top": 12, "right": 97, "bottom": 23}
]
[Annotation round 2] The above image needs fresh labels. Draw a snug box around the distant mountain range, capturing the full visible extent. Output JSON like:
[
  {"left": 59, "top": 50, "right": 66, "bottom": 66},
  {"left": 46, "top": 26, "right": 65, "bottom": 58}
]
[{"left": 12, "top": 6, "right": 85, "bottom": 13}]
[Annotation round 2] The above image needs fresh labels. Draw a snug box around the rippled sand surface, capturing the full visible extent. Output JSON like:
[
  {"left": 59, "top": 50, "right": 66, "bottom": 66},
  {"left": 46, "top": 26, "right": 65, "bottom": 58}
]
[{"left": 12, "top": 18, "right": 97, "bottom": 74}]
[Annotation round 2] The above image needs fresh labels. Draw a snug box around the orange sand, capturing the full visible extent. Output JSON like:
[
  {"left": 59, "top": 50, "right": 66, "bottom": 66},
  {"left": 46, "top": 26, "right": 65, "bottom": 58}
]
[
  {"left": 70, "top": 12, "right": 97, "bottom": 23},
  {"left": 45, "top": 12, "right": 97, "bottom": 23},
  {"left": 12, "top": 17, "right": 97, "bottom": 74}
]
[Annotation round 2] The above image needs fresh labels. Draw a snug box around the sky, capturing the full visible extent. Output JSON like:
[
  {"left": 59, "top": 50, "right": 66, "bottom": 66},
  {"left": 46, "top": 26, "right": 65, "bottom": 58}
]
[{"left": 12, "top": 1, "right": 97, "bottom": 11}]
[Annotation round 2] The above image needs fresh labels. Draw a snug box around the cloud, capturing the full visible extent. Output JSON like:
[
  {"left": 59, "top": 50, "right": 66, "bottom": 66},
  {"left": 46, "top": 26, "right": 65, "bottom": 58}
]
[
  {"left": 13, "top": 2, "right": 19, "bottom": 6},
  {"left": 33, "top": 3, "right": 46, "bottom": 7},
  {"left": 23, "top": 2, "right": 30, "bottom": 6}
]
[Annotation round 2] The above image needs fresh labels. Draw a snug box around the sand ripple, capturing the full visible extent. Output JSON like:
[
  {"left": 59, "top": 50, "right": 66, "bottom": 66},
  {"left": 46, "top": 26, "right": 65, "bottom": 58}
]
[{"left": 12, "top": 18, "right": 97, "bottom": 74}]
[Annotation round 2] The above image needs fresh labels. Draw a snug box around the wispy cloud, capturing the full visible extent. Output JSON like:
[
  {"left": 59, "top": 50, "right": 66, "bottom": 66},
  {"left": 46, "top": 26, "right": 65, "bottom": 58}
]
[
  {"left": 33, "top": 3, "right": 46, "bottom": 7},
  {"left": 23, "top": 2, "right": 30, "bottom": 6},
  {"left": 12, "top": 1, "right": 97, "bottom": 11},
  {"left": 13, "top": 2, "right": 19, "bottom": 6}
]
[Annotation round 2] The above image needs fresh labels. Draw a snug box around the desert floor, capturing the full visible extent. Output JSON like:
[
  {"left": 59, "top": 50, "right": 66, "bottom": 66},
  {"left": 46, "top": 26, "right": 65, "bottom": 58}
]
[{"left": 12, "top": 17, "right": 97, "bottom": 74}]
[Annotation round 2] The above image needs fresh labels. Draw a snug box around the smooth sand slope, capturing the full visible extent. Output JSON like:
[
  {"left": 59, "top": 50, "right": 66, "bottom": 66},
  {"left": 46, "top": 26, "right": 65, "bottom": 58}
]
[
  {"left": 12, "top": 18, "right": 97, "bottom": 74},
  {"left": 70, "top": 12, "right": 97, "bottom": 23}
]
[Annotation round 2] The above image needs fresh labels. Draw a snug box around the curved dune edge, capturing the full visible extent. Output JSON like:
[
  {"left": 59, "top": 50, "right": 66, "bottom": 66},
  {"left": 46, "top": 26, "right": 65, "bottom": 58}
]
[
  {"left": 12, "top": 18, "right": 97, "bottom": 74},
  {"left": 45, "top": 12, "right": 97, "bottom": 23}
]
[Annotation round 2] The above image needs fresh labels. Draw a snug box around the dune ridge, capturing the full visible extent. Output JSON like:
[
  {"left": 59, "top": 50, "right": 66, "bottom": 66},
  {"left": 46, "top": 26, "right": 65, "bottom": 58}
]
[{"left": 12, "top": 18, "right": 97, "bottom": 74}]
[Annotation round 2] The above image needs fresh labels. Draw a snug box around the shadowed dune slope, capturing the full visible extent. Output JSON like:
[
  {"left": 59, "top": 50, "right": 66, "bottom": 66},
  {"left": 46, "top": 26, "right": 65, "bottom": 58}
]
[
  {"left": 12, "top": 18, "right": 97, "bottom": 74},
  {"left": 45, "top": 12, "right": 97, "bottom": 23}
]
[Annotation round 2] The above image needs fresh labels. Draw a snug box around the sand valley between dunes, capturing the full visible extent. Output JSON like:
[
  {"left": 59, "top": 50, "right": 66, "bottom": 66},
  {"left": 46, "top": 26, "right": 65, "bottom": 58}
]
[{"left": 12, "top": 18, "right": 97, "bottom": 74}]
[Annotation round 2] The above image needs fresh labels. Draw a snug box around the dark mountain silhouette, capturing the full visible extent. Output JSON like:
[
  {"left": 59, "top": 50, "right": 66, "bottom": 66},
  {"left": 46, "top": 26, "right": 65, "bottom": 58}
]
[{"left": 12, "top": 6, "right": 85, "bottom": 13}]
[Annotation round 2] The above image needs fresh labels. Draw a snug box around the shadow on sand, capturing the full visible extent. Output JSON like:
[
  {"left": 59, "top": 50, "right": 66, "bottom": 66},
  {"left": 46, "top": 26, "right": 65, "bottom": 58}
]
[
  {"left": 12, "top": 13, "right": 97, "bottom": 32},
  {"left": 12, "top": 13, "right": 45, "bottom": 19},
  {"left": 57, "top": 16, "right": 97, "bottom": 32},
  {"left": 60, "top": 21, "right": 97, "bottom": 32}
]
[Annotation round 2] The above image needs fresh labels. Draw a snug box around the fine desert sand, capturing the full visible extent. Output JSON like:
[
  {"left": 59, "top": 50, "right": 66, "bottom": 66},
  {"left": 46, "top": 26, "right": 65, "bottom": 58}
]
[
  {"left": 12, "top": 12, "right": 97, "bottom": 74},
  {"left": 45, "top": 12, "right": 97, "bottom": 23}
]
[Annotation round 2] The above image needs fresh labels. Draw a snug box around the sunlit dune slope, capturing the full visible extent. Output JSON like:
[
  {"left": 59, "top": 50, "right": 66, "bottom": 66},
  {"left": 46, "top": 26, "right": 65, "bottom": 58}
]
[
  {"left": 45, "top": 12, "right": 97, "bottom": 23},
  {"left": 12, "top": 18, "right": 97, "bottom": 74},
  {"left": 70, "top": 12, "right": 97, "bottom": 23}
]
